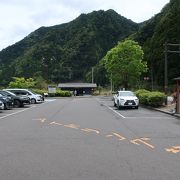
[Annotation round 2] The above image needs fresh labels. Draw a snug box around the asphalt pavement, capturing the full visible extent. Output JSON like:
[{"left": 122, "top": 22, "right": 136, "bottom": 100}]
[{"left": 0, "top": 97, "right": 180, "bottom": 180}]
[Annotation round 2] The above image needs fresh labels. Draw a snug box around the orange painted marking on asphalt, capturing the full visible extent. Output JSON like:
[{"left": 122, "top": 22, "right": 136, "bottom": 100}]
[
  {"left": 112, "top": 133, "right": 126, "bottom": 140},
  {"left": 81, "top": 128, "right": 100, "bottom": 134},
  {"left": 64, "top": 124, "right": 79, "bottom": 129},
  {"left": 106, "top": 132, "right": 126, "bottom": 141},
  {"left": 106, "top": 135, "right": 113, "bottom": 137},
  {"left": 49, "top": 121, "right": 63, "bottom": 126},
  {"left": 130, "top": 138, "right": 155, "bottom": 149},
  {"left": 166, "top": 146, "right": 180, "bottom": 154}
]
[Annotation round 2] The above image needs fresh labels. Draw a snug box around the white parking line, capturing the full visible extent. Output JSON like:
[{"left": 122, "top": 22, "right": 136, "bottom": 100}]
[
  {"left": 0, "top": 106, "right": 36, "bottom": 120},
  {"left": 126, "top": 116, "right": 174, "bottom": 119},
  {"left": 107, "top": 106, "right": 126, "bottom": 119},
  {"left": 95, "top": 98, "right": 126, "bottom": 119},
  {"left": 44, "top": 99, "right": 56, "bottom": 102}
]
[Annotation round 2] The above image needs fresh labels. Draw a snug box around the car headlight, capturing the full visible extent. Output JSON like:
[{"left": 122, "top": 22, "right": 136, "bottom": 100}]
[{"left": 120, "top": 98, "right": 125, "bottom": 101}]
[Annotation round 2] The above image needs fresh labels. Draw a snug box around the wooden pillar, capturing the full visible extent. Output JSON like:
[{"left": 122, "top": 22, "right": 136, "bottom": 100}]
[{"left": 176, "top": 80, "right": 180, "bottom": 114}]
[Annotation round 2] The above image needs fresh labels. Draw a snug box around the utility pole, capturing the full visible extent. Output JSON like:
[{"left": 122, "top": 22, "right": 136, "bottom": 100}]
[
  {"left": 92, "top": 67, "right": 94, "bottom": 84},
  {"left": 164, "top": 42, "right": 180, "bottom": 94},
  {"left": 151, "top": 65, "right": 154, "bottom": 91},
  {"left": 110, "top": 73, "right": 113, "bottom": 92},
  {"left": 164, "top": 42, "right": 168, "bottom": 94}
]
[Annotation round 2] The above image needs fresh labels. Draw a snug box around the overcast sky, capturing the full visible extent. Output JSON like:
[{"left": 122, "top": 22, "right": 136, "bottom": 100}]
[{"left": 0, "top": 0, "right": 170, "bottom": 51}]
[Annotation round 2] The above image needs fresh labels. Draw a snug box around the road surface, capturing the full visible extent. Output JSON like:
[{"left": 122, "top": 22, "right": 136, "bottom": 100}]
[{"left": 0, "top": 97, "right": 180, "bottom": 180}]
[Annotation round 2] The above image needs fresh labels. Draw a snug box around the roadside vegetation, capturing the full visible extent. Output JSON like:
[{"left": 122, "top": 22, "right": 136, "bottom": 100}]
[
  {"left": 135, "top": 89, "right": 166, "bottom": 107},
  {"left": 103, "top": 39, "right": 147, "bottom": 90},
  {"left": 6, "top": 77, "right": 72, "bottom": 97}
]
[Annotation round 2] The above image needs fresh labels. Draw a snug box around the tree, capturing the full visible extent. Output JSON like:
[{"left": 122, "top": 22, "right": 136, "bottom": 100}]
[
  {"left": 8, "top": 77, "right": 36, "bottom": 88},
  {"left": 103, "top": 40, "right": 147, "bottom": 89}
]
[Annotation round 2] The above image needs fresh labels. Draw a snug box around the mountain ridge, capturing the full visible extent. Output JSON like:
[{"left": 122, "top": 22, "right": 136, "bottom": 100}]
[{"left": 0, "top": 9, "right": 139, "bottom": 85}]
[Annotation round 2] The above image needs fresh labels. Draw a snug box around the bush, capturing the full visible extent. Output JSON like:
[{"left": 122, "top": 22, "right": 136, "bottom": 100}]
[
  {"left": 55, "top": 90, "right": 72, "bottom": 97},
  {"left": 48, "top": 90, "right": 72, "bottom": 97},
  {"left": 9, "top": 77, "right": 36, "bottom": 88},
  {"left": 135, "top": 89, "right": 150, "bottom": 97},
  {"left": 32, "top": 89, "right": 72, "bottom": 97},
  {"left": 135, "top": 89, "right": 166, "bottom": 107},
  {"left": 138, "top": 92, "right": 150, "bottom": 105},
  {"left": 147, "top": 92, "right": 166, "bottom": 107},
  {"left": 32, "top": 89, "right": 48, "bottom": 95}
]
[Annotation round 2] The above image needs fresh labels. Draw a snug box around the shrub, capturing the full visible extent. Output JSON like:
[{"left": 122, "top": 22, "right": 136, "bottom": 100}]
[
  {"left": 135, "top": 89, "right": 150, "bottom": 97},
  {"left": 147, "top": 92, "right": 166, "bottom": 107},
  {"left": 55, "top": 90, "right": 72, "bottom": 97},
  {"left": 32, "top": 89, "right": 72, "bottom": 97},
  {"left": 32, "top": 89, "right": 48, "bottom": 95},
  {"left": 138, "top": 92, "right": 150, "bottom": 105},
  {"left": 135, "top": 89, "right": 166, "bottom": 107},
  {"left": 9, "top": 77, "right": 36, "bottom": 88}
]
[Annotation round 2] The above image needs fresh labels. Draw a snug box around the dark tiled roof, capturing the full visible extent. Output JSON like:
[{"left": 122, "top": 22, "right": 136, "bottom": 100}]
[
  {"left": 58, "top": 83, "right": 97, "bottom": 88},
  {"left": 174, "top": 77, "right": 180, "bottom": 81}
]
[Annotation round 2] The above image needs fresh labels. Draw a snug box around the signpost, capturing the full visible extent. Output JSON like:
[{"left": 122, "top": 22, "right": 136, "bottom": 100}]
[{"left": 48, "top": 85, "right": 57, "bottom": 94}]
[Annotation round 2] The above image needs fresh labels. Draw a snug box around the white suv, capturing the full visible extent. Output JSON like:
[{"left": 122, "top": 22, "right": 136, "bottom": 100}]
[
  {"left": 4, "top": 89, "right": 44, "bottom": 104},
  {"left": 113, "top": 91, "right": 139, "bottom": 109}
]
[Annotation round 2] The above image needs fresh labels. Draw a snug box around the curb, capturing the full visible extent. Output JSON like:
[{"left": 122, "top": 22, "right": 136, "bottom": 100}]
[
  {"left": 140, "top": 104, "right": 180, "bottom": 119},
  {"left": 154, "top": 108, "right": 180, "bottom": 119}
]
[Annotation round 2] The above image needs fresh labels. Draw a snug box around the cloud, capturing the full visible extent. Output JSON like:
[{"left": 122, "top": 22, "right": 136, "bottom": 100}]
[{"left": 0, "top": 0, "right": 170, "bottom": 50}]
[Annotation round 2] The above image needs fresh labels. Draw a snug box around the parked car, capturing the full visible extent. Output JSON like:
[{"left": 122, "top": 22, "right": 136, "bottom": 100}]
[
  {"left": 4, "top": 89, "right": 44, "bottom": 104},
  {"left": 0, "top": 94, "right": 13, "bottom": 110},
  {"left": 113, "top": 91, "right": 139, "bottom": 109},
  {"left": 0, "top": 100, "right": 4, "bottom": 110},
  {"left": 0, "top": 90, "right": 30, "bottom": 107}
]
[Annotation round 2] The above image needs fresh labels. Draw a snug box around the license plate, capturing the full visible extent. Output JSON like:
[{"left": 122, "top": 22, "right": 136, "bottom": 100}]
[{"left": 128, "top": 103, "right": 132, "bottom": 105}]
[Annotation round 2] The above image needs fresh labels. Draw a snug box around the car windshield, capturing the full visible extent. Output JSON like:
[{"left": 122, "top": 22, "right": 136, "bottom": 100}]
[
  {"left": 0, "top": 91, "right": 7, "bottom": 96},
  {"left": 119, "top": 91, "right": 135, "bottom": 96},
  {"left": 28, "top": 89, "right": 37, "bottom": 95},
  {"left": 4, "top": 90, "right": 16, "bottom": 96}
]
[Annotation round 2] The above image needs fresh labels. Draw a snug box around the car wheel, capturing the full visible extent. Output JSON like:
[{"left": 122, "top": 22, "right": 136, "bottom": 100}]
[
  {"left": 135, "top": 106, "right": 139, "bottom": 109},
  {"left": 117, "top": 101, "right": 121, "bottom": 110},
  {"left": 31, "top": 98, "right": 36, "bottom": 104},
  {"left": 3, "top": 103, "right": 6, "bottom": 110},
  {"left": 14, "top": 100, "right": 21, "bottom": 108}
]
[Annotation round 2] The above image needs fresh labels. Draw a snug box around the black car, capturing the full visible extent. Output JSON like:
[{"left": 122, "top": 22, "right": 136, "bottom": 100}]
[
  {"left": 0, "top": 94, "right": 13, "bottom": 110},
  {"left": 0, "top": 90, "right": 30, "bottom": 108}
]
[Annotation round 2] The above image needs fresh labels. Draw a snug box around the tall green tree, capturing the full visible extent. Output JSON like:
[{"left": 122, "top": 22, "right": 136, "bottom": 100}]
[
  {"left": 103, "top": 40, "right": 147, "bottom": 89},
  {"left": 8, "top": 77, "right": 36, "bottom": 88}
]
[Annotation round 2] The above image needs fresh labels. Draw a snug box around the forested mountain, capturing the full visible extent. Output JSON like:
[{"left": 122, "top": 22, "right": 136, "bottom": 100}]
[
  {"left": 133, "top": 0, "right": 180, "bottom": 87},
  {"left": 0, "top": 9, "right": 139, "bottom": 85},
  {"left": 0, "top": 0, "right": 179, "bottom": 88}
]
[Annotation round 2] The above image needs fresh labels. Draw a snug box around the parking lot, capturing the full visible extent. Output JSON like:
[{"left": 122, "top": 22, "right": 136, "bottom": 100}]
[
  {"left": 0, "top": 96, "right": 180, "bottom": 180},
  {"left": 0, "top": 98, "right": 56, "bottom": 119},
  {"left": 96, "top": 96, "right": 175, "bottom": 119}
]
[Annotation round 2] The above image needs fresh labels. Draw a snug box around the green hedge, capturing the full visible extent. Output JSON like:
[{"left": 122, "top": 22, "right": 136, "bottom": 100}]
[
  {"left": 32, "top": 89, "right": 72, "bottom": 97},
  {"left": 147, "top": 92, "right": 166, "bottom": 107},
  {"left": 32, "top": 89, "right": 48, "bottom": 95},
  {"left": 135, "top": 89, "right": 166, "bottom": 107},
  {"left": 135, "top": 89, "right": 150, "bottom": 97},
  {"left": 54, "top": 90, "right": 72, "bottom": 97}
]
